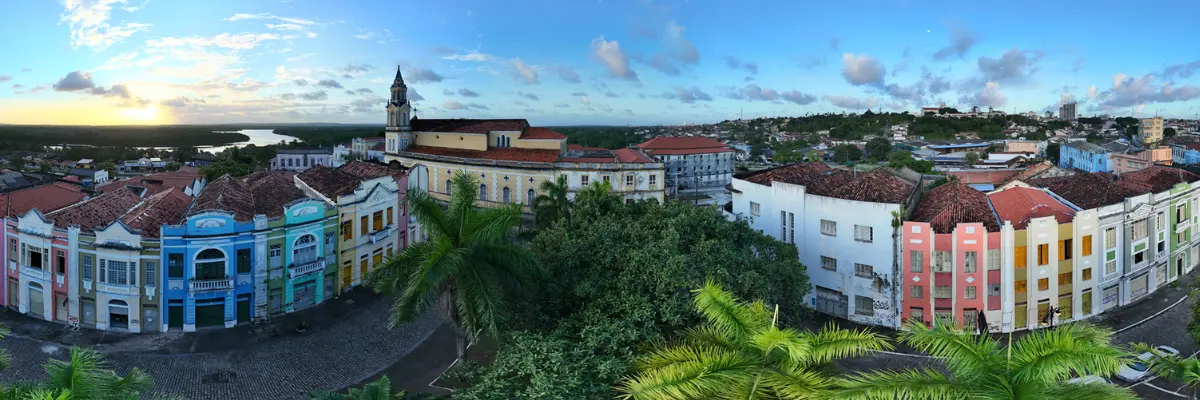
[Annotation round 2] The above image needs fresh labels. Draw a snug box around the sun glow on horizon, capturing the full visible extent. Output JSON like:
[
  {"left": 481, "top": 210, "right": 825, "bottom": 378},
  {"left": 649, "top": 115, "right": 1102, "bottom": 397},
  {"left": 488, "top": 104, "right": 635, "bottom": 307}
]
[{"left": 121, "top": 105, "right": 162, "bottom": 122}]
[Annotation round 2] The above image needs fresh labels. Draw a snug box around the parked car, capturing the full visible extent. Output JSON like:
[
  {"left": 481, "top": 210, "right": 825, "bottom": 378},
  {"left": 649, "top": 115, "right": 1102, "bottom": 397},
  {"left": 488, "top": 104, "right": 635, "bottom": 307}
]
[
  {"left": 1066, "top": 375, "right": 1110, "bottom": 385},
  {"left": 1116, "top": 345, "right": 1180, "bottom": 382}
]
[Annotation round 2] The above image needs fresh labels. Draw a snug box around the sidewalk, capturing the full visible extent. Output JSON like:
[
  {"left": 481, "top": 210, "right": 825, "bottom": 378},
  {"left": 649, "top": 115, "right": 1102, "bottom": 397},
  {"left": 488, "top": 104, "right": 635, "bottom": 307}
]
[
  {"left": 0, "top": 287, "right": 384, "bottom": 354},
  {"left": 796, "top": 273, "right": 1194, "bottom": 354}
]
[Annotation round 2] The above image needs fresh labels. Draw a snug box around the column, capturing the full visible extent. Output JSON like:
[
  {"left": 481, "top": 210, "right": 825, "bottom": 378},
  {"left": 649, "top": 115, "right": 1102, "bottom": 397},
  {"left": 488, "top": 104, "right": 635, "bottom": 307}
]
[
  {"left": 183, "top": 295, "right": 196, "bottom": 332},
  {"left": 224, "top": 291, "right": 236, "bottom": 328}
]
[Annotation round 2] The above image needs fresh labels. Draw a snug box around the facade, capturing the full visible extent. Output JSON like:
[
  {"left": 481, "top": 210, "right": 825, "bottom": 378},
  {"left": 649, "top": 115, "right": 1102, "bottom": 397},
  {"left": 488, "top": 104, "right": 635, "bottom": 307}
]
[
  {"left": 1059, "top": 141, "right": 1112, "bottom": 173},
  {"left": 1003, "top": 140, "right": 1045, "bottom": 156},
  {"left": 1058, "top": 102, "right": 1077, "bottom": 120},
  {"left": 1174, "top": 143, "right": 1200, "bottom": 165},
  {"left": 68, "top": 168, "right": 109, "bottom": 185},
  {"left": 351, "top": 138, "right": 387, "bottom": 162},
  {"left": 2, "top": 182, "right": 87, "bottom": 311},
  {"left": 636, "top": 136, "right": 733, "bottom": 195},
  {"left": 382, "top": 67, "right": 665, "bottom": 208},
  {"left": 1110, "top": 147, "right": 1172, "bottom": 174},
  {"left": 1139, "top": 117, "right": 1165, "bottom": 146},
  {"left": 270, "top": 149, "right": 340, "bottom": 171},
  {"left": 729, "top": 163, "right": 921, "bottom": 328},
  {"left": 98, "top": 166, "right": 205, "bottom": 197}
]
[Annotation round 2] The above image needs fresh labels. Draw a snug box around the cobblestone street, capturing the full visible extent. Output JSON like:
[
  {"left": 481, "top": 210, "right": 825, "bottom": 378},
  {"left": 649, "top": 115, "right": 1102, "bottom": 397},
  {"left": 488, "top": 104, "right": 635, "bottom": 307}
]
[{"left": 0, "top": 292, "right": 445, "bottom": 400}]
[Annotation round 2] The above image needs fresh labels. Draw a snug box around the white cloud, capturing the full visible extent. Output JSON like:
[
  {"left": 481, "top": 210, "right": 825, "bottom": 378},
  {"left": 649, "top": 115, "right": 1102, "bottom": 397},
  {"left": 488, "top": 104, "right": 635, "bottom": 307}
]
[
  {"left": 95, "top": 51, "right": 139, "bottom": 71},
  {"left": 510, "top": 58, "right": 539, "bottom": 85},
  {"left": 840, "top": 53, "right": 886, "bottom": 86},
  {"left": 825, "top": 95, "right": 879, "bottom": 110},
  {"left": 961, "top": 81, "right": 1007, "bottom": 108},
  {"left": 146, "top": 32, "right": 282, "bottom": 50},
  {"left": 1087, "top": 84, "right": 1099, "bottom": 101},
  {"left": 227, "top": 13, "right": 316, "bottom": 26},
  {"left": 590, "top": 37, "right": 638, "bottom": 81},
  {"left": 443, "top": 50, "right": 493, "bottom": 62},
  {"left": 285, "top": 52, "right": 317, "bottom": 62},
  {"left": 266, "top": 23, "right": 306, "bottom": 31},
  {"left": 60, "top": 0, "right": 152, "bottom": 50}
]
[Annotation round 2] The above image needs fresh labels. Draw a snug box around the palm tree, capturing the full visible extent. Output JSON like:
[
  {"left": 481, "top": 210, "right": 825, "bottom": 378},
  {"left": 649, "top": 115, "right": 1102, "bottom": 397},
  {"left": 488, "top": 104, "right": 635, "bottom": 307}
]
[
  {"left": 1140, "top": 345, "right": 1200, "bottom": 399},
  {"left": 311, "top": 376, "right": 446, "bottom": 400},
  {"left": 371, "top": 170, "right": 536, "bottom": 361},
  {"left": 0, "top": 347, "right": 153, "bottom": 400},
  {"left": 531, "top": 174, "right": 570, "bottom": 229},
  {"left": 835, "top": 320, "right": 1137, "bottom": 399},
  {"left": 615, "top": 281, "right": 893, "bottom": 400}
]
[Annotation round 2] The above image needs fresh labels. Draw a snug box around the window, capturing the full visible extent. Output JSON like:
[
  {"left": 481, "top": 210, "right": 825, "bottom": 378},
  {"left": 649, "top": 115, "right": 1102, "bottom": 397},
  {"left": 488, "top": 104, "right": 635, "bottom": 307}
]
[
  {"left": 360, "top": 216, "right": 368, "bottom": 235},
  {"left": 821, "top": 256, "right": 836, "bottom": 271},
  {"left": 527, "top": 189, "right": 535, "bottom": 205},
  {"left": 104, "top": 260, "right": 130, "bottom": 285},
  {"left": 910, "top": 307, "right": 925, "bottom": 322},
  {"left": 1082, "top": 289, "right": 1093, "bottom": 315},
  {"left": 932, "top": 251, "right": 952, "bottom": 272},
  {"left": 1179, "top": 205, "right": 1186, "bottom": 224},
  {"left": 342, "top": 220, "right": 353, "bottom": 240},
  {"left": 964, "top": 251, "right": 977, "bottom": 273},
  {"left": 1135, "top": 251, "right": 1146, "bottom": 264},
  {"left": 237, "top": 249, "right": 251, "bottom": 274},
  {"left": 750, "top": 202, "right": 761, "bottom": 216},
  {"left": 1157, "top": 212, "right": 1166, "bottom": 230},
  {"left": 1180, "top": 231, "right": 1187, "bottom": 245},
  {"left": 269, "top": 244, "right": 282, "bottom": 267},
  {"left": 625, "top": 174, "right": 634, "bottom": 186},
  {"left": 144, "top": 261, "right": 157, "bottom": 286},
  {"left": 987, "top": 249, "right": 1000, "bottom": 271},
  {"left": 294, "top": 235, "right": 318, "bottom": 265},
  {"left": 168, "top": 254, "right": 184, "bottom": 278},
  {"left": 780, "top": 211, "right": 786, "bottom": 241},
  {"left": 1081, "top": 235, "right": 1092, "bottom": 256},
  {"left": 820, "top": 220, "right": 836, "bottom": 236},
  {"left": 1158, "top": 239, "right": 1166, "bottom": 253},
  {"left": 373, "top": 210, "right": 384, "bottom": 232},
  {"left": 988, "top": 283, "right": 1000, "bottom": 297},
  {"left": 502, "top": 187, "right": 511, "bottom": 203},
  {"left": 855, "top": 263, "right": 873, "bottom": 278},
  {"left": 965, "top": 286, "right": 977, "bottom": 300},
  {"left": 1038, "top": 278, "right": 1049, "bottom": 291},
  {"left": 855, "top": 296, "right": 874, "bottom": 316},
  {"left": 1082, "top": 267, "right": 1092, "bottom": 281},
  {"left": 649, "top": 174, "right": 656, "bottom": 186},
  {"left": 478, "top": 184, "right": 488, "bottom": 201},
  {"left": 445, "top": 180, "right": 452, "bottom": 195},
  {"left": 82, "top": 255, "right": 94, "bottom": 280},
  {"left": 1058, "top": 272, "right": 1072, "bottom": 285},
  {"left": 910, "top": 285, "right": 923, "bottom": 299},
  {"left": 581, "top": 175, "right": 590, "bottom": 186},
  {"left": 6, "top": 238, "right": 14, "bottom": 261},
  {"left": 387, "top": 207, "right": 394, "bottom": 225},
  {"left": 55, "top": 251, "right": 65, "bottom": 274},
  {"left": 910, "top": 250, "right": 924, "bottom": 273},
  {"left": 854, "top": 225, "right": 873, "bottom": 242},
  {"left": 1105, "top": 259, "right": 1117, "bottom": 275},
  {"left": 934, "top": 286, "right": 952, "bottom": 298},
  {"left": 788, "top": 213, "right": 795, "bottom": 244},
  {"left": 25, "top": 245, "right": 44, "bottom": 270},
  {"left": 963, "top": 309, "right": 979, "bottom": 330},
  {"left": 1016, "top": 281, "right": 1028, "bottom": 293},
  {"left": 325, "top": 233, "right": 335, "bottom": 256},
  {"left": 1015, "top": 246, "right": 1028, "bottom": 268},
  {"left": 1037, "top": 244, "right": 1049, "bottom": 265},
  {"left": 1059, "top": 239, "right": 1072, "bottom": 261},
  {"left": 1133, "top": 219, "right": 1148, "bottom": 240}
]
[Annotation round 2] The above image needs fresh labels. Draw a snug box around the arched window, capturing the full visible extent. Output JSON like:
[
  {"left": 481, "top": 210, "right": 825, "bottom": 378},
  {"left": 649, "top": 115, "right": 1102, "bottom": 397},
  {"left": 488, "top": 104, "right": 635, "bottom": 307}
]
[
  {"left": 479, "top": 184, "right": 488, "bottom": 201},
  {"left": 195, "top": 248, "right": 226, "bottom": 280},
  {"left": 445, "top": 180, "right": 452, "bottom": 195},
  {"left": 293, "top": 234, "right": 318, "bottom": 265},
  {"left": 527, "top": 189, "right": 535, "bottom": 205},
  {"left": 402, "top": 112, "right": 408, "bottom": 126},
  {"left": 502, "top": 187, "right": 511, "bottom": 203}
]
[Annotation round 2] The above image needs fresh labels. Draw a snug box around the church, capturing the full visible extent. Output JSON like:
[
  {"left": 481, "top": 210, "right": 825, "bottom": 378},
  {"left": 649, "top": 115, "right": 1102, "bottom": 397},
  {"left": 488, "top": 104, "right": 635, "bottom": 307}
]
[{"left": 382, "top": 66, "right": 666, "bottom": 208}]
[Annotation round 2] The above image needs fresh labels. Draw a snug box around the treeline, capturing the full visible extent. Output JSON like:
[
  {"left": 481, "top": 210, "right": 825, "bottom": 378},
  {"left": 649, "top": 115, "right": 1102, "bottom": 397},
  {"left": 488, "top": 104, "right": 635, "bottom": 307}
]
[
  {"left": 273, "top": 126, "right": 383, "bottom": 148},
  {"left": 724, "top": 112, "right": 1053, "bottom": 142},
  {"left": 0, "top": 125, "right": 249, "bottom": 147},
  {"left": 553, "top": 126, "right": 651, "bottom": 149}
]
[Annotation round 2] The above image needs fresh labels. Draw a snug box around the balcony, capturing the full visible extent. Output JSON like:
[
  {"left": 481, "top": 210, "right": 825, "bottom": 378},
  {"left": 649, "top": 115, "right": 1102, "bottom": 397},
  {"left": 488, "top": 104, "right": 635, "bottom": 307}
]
[
  {"left": 188, "top": 276, "right": 233, "bottom": 292},
  {"left": 370, "top": 226, "right": 392, "bottom": 244},
  {"left": 289, "top": 258, "right": 326, "bottom": 279}
]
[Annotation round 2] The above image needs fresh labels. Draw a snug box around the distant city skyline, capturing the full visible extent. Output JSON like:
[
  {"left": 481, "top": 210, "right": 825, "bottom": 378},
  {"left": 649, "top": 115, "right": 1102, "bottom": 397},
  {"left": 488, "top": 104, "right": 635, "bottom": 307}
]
[{"left": 0, "top": 0, "right": 1197, "bottom": 126}]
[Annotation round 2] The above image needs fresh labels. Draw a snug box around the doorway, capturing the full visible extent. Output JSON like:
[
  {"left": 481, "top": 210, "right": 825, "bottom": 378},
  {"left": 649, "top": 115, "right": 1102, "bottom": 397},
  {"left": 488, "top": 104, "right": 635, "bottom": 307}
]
[
  {"left": 294, "top": 281, "right": 316, "bottom": 310},
  {"left": 55, "top": 294, "right": 68, "bottom": 321},
  {"left": 27, "top": 282, "right": 44, "bottom": 319},
  {"left": 108, "top": 300, "right": 130, "bottom": 331},
  {"left": 81, "top": 299, "right": 96, "bottom": 327},
  {"left": 142, "top": 306, "right": 159, "bottom": 333}
]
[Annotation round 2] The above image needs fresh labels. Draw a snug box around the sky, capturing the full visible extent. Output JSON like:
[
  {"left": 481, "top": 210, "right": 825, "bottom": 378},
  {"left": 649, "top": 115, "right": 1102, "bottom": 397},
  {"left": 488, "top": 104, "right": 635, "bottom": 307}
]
[{"left": 1, "top": 0, "right": 1198, "bottom": 126}]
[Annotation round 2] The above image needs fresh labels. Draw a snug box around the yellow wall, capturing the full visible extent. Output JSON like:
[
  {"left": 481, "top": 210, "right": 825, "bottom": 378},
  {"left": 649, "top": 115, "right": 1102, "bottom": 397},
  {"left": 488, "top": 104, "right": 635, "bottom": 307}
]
[
  {"left": 415, "top": 132, "right": 488, "bottom": 151},
  {"left": 396, "top": 155, "right": 555, "bottom": 208},
  {"left": 514, "top": 138, "right": 566, "bottom": 150}
]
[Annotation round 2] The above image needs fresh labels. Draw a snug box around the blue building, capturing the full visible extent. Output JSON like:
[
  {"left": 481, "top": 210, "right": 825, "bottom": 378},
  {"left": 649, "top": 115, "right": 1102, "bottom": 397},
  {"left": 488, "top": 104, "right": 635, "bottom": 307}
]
[
  {"left": 1174, "top": 144, "right": 1200, "bottom": 165},
  {"left": 1058, "top": 141, "right": 1112, "bottom": 173}
]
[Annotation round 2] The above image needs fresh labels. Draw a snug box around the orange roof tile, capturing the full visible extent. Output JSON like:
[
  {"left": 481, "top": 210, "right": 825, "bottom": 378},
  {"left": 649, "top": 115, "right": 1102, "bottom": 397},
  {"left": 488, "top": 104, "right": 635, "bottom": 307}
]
[
  {"left": 638, "top": 136, "right": 733, "bottom": 155},
  {"left": 0, "top": 182, "right": 86, "bottom": 217},
  {"left": 121, "top": 188, "right": 192, "bottom": 238},
  {"left": 614, "top": 148, "right": 656, "bottom": 163},
  {"left": 520, "top": 127, "right": 567, "bottom": 140},
  {"left": 987, "top": 187, "right": 1075, "bottom": 229},
  {"left": 911, "top": 180, "right": 1000, "bottom": 233},
  {"left": 47, "top": 187, "right": 143, "bottom": 231}
]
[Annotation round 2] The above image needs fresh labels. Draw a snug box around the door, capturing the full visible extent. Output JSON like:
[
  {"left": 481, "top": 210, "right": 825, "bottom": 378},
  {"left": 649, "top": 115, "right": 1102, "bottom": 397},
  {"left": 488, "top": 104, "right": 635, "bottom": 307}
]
[
  {"left": 1036, "top": 301, "right": 1050, "bottom": 328},
  {"left": 1131, "top": 274, "right": 1149, "bottom": 299},
  {"left": 28, "top": 283, "right": 44, "bottom": 319},
  {"left": 7, "top": 280, "right": 16, "bottom": 309},
  {"left": 341, "top": 264, "right": 352, "bottom": 291},
  {"left": 236, "top": 297, "right": 250, "bottom": 324},
  {"left": 195, "top": 302, "right": 225, "bottom": 327},
  {"left": 81, "top": 299, "right": 96, "bottom": 327},
  {"left": 1014, "top": 304, "right": 1027, "bottom": 329},
  {"left": 293, "top": 282, "right": 316, "bottom": 310},
  {"left": 168, "top": 305, "right": 184, "bottom": 329},
  {"left": 108, "top": 300, "right": 130, "bottom": 331},
  {"left": 142, "top": 306, "right": 159, "bottom": 333},
  {"left": 269, "top": 288, "right": 283, "bottom": 315},
  {"left": 55, "top": 294, "right": 68, "bottom": 321},
  {"left": 813, "top": 287, "right": 848, "bottom": 319},
  {"left": 359, "top": 259, "right": 368, "bottom": 283},
  {"left": 323, "top": 274, "right": 335, "bottom": 303}
]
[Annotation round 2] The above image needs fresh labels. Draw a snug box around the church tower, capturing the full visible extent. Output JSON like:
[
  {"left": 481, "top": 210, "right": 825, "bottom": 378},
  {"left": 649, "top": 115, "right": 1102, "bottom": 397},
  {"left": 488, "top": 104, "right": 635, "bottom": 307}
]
[{"left": 386, "top": 65, "right": 413, "bottom": 151}]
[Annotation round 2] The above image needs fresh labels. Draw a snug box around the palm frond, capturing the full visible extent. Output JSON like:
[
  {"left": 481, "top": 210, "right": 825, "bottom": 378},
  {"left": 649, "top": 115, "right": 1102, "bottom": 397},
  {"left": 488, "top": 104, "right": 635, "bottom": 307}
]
[
  {"left": 897, "top": 319, "right": 1000, "bottom": 381},
  {"left": 799, "top": 323, "right": 893, "bottom": 366},
  {"left": 389, "top": 245, "right": 469, "bottom": 328},
  {"left": 691, "top": 281, "right": 768, "bottom": 342},
  {"left": 760, "top": 367, "right": 831, "bottom": 399},
  {"left": 446, "top": 172, "right": 481, "bottom": 234},
  {"left": 43, "top": 347, "right": 105, "bottom": 399},
  {"left": 453, "top": 261, "right": 505, "bottom": 341},
  {"left": 749, "top": 327, "right": 810, "bottom": 366},
  {"left": 369, "top": 243, "right": 432, "bottom": 295},
  {"left": 1135, "top": 345, "right": 1200, "bottom": 386},
  {"left": 1008, "top": 325, "right": 1126, "bottom": 385},
  {"left": 833, "top": 368, "right": 965, "bottom": 400},
  {"left": 0, "top": 349, "right": 10, "bottom": 372},
  {"left": 93, "top": 366, "right": 154, "bottom": 398},
  {"left": 474, "top": 243, "right": 537, "bottom": 296},
  {"left": 405, "top": 189, "right": 454, "bottom": 242},
  {"left": 464, "top": 203, "right": 525, "bottom": 244},
  {"left": 616, "top": 346, "right": 760, "bottom": 400},
  {"left": 1039, "top": 381, "right": 1139, "bottom": 400},
  {"left": 681, "top": 325, "right": 736, "bottom": 349}
]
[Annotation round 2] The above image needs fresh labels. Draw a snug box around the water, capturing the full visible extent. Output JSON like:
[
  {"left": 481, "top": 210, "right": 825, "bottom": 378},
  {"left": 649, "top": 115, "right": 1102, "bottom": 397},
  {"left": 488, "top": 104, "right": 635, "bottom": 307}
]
[{"left": 46, "top": 129, "right": 302, "bottom": 154}]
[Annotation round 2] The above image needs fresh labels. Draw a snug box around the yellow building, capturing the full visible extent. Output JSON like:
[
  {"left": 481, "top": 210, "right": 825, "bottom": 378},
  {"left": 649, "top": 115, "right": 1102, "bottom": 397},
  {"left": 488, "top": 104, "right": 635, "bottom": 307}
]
[
  {"left": 382, "top": 67, "right": 665, "bottom": 207},
  {"left": 1139, "top": 116, "right": 1164, "bottom": 146}
]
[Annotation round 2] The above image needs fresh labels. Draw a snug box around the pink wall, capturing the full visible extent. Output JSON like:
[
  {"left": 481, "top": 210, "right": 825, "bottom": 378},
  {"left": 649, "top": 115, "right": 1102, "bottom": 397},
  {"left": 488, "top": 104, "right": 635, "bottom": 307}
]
[
  {"left": 901, "top": 222, "right": 932, "bottom": 325},
  {"left": 954, "top": 223, "right": 987, "bottom": 325},
  {"left": 902, "top": 221, "right": 996, "bottom": 329}
]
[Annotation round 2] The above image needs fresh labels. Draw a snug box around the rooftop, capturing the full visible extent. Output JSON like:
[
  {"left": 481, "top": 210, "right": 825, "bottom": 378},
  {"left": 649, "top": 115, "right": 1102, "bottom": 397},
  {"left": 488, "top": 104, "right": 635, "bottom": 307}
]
[
  {"left": 1117, "top": 165, "right": 1200, "bottom": 193},
  {"left": 0, "top": 181, "right": 86, "bottom": 217},
  {"left": 297, "top": 161, "right": 404, "bottom": 200},
  {"left": 519, "top": 127, "right": 568, "bottom": 140},
  {"left": 120, "top": 188, "right": 192, "bottom": 238},
  {"left": 277, "top": 148, "right": 333, "bottom": 155},
  {"left": 1026, "top": 173, "right": 1133, "bottom": 209},
  {"left": 1063, "top": 141, "right": 1109, "bottom": 153},
  {"left": 245, "top": 170, "right": 307, "bottom": 218},
  {"left": 97, "top": 166, "right": 201, "bottom": 196},
  {"left": 190, "top": 175, "right": 256, "bottom": 221},
  {"left": 739, "top": 162, "right": 916, "bottom": 204},
  {"left": 412, "top": 118, "right": 530, "bottom": 134},
  {"left": 910, "top": 180, "right": 1001, "bottom": 233},
  {"left": 404, "top": 145, "right": 561, "bottom": 163},
  {"left": 46, "top": 186, "right": 143, "bottom": 231},
  {"left": 637, "top": 136, "right": 733, "bottom": 155},
  {"left": 987, "top": 186, "right": 1075, "bottom": 229}
]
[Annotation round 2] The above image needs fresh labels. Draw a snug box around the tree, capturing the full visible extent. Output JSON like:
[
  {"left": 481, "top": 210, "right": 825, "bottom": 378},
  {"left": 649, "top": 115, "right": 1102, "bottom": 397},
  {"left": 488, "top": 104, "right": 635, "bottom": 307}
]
[
  {"left": 38, "top": 161, "right": 51, "bottom": 173},
  {"left": 832, "top": 145, "right": 863, "bottom": 163},
  {"left": 1140, "top": 345, "right": 1200, "bottom": 399},
  {"left": 865, "top": 138, "right": 892, "bottom": 161},
  {"left": 965, "top": 151, "right": 980, "bottom": 165},
  {"left": 172, "top": 146, "right": 197, "bottom": 163},
  {"left": 370, "top": 171, "right": 536, "bottom": 361},
  {"left": 165, "top": 162, "right": 181, "bottom": 171},
  {"left": 532, "top": 175, "right": 570, "bottom": 230},
  {"left": 311, "top": 376, "right": 446, "bottom": 400},
  {"left": 616, "top": 281, "right": 891, "bottom": 400},
  {"left": 450, "top": 195, "right": 810, "bottom": 399},
  {"left": 835, "top": 321, "right": 1135, "bottom": 399},
  {"left": 199, "top": 160, "right": 255, "bottom": 180},
  {"left": 1166, "top": 127, "right": 1179, "bottom": 138},
  {"left": 96, "top": 161, "right": 117, "bottom": 177},
  {"left": 1046, "top": 143, "right": 1062, "bottom": 165},
  {"left": 1, "top": 347, "right": 154, "bottom": 399},
  {"left": 885, "top": 150, "right": 933, "bottom": 173}
]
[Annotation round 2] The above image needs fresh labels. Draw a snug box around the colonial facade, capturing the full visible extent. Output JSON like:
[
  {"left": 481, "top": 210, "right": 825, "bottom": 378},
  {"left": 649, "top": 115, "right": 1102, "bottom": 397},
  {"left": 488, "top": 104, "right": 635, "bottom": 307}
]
[
  {"left": 2, "top": 182, "right": 86, "bottom": 312},
  {"left": 381, "top": 67, "right": 665, "bottom": 208},
  {"left": 636, "top": 136, "right": 734, "bottom": 195}
]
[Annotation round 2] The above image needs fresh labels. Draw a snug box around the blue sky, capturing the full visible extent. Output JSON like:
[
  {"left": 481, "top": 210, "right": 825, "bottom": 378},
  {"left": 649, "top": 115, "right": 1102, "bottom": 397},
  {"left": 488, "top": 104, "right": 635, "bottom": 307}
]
[{"left": 0, "top": 0, "right": 1197, "bottom": 126}]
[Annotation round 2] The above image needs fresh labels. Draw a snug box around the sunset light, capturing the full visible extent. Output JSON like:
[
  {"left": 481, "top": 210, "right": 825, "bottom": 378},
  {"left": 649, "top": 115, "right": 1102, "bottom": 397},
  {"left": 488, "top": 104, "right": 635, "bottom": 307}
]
[{"left": 121, "top": 104, "right": 161, "bottom": 122}]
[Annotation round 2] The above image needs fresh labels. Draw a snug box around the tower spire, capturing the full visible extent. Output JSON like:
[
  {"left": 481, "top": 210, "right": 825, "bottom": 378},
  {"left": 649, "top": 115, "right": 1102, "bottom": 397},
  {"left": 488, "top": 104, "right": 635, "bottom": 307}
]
[{"left": 393, "top": 65, "right": 405, "bottom": 86}]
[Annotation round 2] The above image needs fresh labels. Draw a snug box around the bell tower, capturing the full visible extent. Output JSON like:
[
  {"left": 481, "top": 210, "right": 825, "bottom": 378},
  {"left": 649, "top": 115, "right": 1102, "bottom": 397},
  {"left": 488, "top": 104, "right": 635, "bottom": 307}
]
[{"left": 386, "top": 65, "right": 413, "bottom": 151}]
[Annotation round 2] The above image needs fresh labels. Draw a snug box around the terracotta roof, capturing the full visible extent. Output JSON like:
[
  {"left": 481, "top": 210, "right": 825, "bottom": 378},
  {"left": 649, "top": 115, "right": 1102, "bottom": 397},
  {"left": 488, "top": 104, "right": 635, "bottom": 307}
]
[
  {"left": 637, "top": 136, "right": 733, "bottom": 155},
  {"left": 244, "top": 171, "right": 308, "bottom": 218},
  {"left": 1116, "top": 166, "right": 1200, "bottom": 193},
  {"left": 121, "top": 188, "right": 192, "bottom": 238},
  {"left": 370, "top": 141, "right": 386, "bottom": 151},
  {"left": 946, "top": 169, "right": 1022, "bottom": 185},
  {"left": 411, "top": 118, "right": 530, "bottom": 134},
  {"left": 567, "top": 144, "right": 607, "bottom": 151},
  {"left": 190, "top": 175, "right": 256, "bottom": 220},
  {"left": 1027, "top": 173, "right": 1132, "bottom": 209},
  {"left": 740, "top": 163, "right": 915, "bottom": 204},
  {"left": 404, "top": 145, "right": 560, "bottom": 163},
  {"left": 520, "top": 127, "right": 567, "bottom": 140},
  {"left": 98, "top": 166, "right": 200, "bottom": 196},
  {"left": 987, "top": 187, "right": 1075, "bottom": 229},
  {"left": 338, "top": 160, "right": 405, "bottom": 180},
  {"left": 614, "top": 148, "right": 656, "bottom": 163},
  {"left": 297, "top": 165, "right": 367, "bottom": 199},
  {"left": 0, "top": 182, "right": 86, "bottom": 217},
  {"left": 46, "top": 186, "right": 143, "bottom": 231},
  {"left": 911, "top": 180, "right": 1000, "bottom": 233}
]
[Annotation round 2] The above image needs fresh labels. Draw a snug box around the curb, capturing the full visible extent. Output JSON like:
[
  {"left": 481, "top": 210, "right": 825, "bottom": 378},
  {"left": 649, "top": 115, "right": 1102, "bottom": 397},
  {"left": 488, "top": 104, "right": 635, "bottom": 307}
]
[{"left": 1113, "top": 294, "right": 1189, "bottom": 335}]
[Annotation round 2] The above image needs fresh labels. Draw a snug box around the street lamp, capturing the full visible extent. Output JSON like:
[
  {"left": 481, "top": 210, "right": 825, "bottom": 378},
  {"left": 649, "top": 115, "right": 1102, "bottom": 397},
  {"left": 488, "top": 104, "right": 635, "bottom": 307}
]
[{"left": 1042, "top": 306, "right": 1061, "bottom": 329}]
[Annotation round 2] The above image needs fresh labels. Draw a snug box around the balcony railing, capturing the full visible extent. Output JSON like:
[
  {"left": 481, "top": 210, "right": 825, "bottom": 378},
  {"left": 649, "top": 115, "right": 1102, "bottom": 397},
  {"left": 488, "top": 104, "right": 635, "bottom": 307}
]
[
  {"left": 289, "top": 258, "right": 326, "bottom": 279},
  {"left": 189, "top": 276, "right": 233, "bottom": 292},
  {"left": 370, "top": 226, "right": 392, "bottom": 244}
]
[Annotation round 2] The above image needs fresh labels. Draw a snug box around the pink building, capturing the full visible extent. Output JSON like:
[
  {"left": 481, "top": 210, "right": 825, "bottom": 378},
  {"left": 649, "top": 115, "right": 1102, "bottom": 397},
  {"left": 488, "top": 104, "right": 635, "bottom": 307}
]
[
  {"left": 902, "top": 181, "right": 1003, "bottom": 331},
  {"left": 1111, "top": 147, "right": 1172, "bottom": 174},
  {"left": 2, "top": 182, "right": 87, "bottom": 310}
]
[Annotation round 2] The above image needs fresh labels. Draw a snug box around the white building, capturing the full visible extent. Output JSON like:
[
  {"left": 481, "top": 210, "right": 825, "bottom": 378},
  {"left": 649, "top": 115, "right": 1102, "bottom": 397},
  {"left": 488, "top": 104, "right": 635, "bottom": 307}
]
[
  {"left": 270, "top": 149, "right": 341, "bottom": 172},
  {"left": 729, "top": 163, "right": 921, "bottom": 328}
]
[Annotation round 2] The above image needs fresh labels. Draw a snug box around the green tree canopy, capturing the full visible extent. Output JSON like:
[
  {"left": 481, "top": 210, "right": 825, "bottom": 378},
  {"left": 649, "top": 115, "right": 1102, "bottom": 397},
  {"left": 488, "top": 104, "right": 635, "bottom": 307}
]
[
  {"left": 832, "top": 145, "right": 863, "bottom": 163},
  {"left": 865, "top": 138, "right": 892, "bottom": 161}
]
